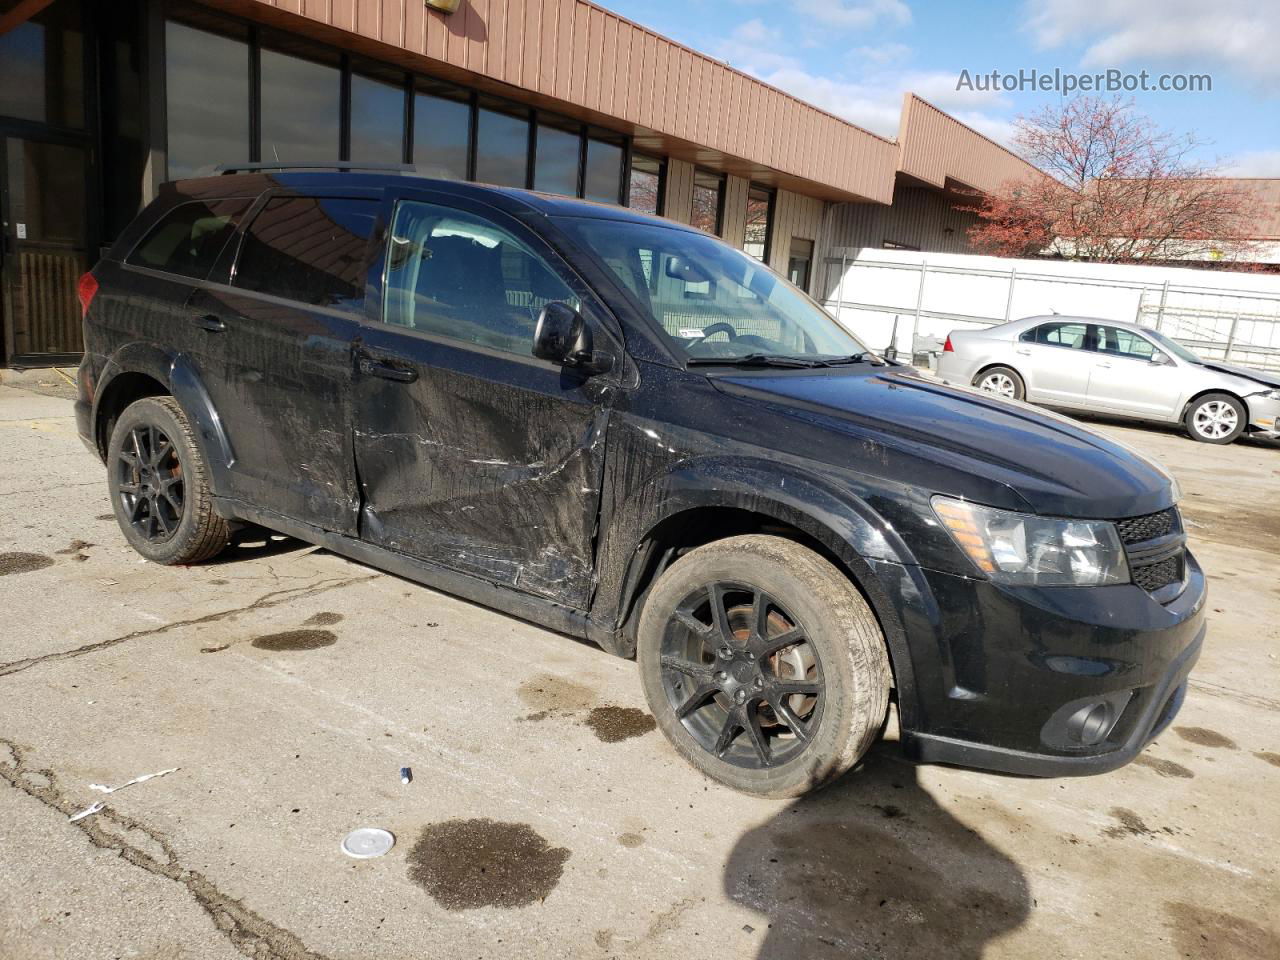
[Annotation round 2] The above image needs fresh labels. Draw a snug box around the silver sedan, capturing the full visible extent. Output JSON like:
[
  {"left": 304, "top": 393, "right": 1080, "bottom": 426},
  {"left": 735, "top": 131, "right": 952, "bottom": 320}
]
[{"left": 935, "top": 315, "right": 1280, "bottom": 444}]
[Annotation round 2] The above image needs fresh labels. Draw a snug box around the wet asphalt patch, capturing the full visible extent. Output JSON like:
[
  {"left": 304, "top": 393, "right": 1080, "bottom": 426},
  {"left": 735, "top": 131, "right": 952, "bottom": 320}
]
[
  {"left": 1254, "top": 751, "right": 1280, "bottom": 768},
  {"left": 406, "top": 819, "right": 570, "bottom": 909},
  {"left": 517, "top": 674, "right": 595, "bottom": 714},
  {"left": 0, "top": 553, "right": 54, "bottom": 576},
  {"left": 1133, "top": 754, "right": 1195, "bottom": 779},
  {"left": 303, "top": 611, "right": 344, "bottom": 626},
  {"left": 1174, "top": 726, "right": 1238, "bottom": 750},
  {"left": 55, "top": 539, "right": 94, "bottom": 555},
  {"left": 582, "top": 706, "right": 656, "bottom": 743},
  {"left": 250, "top": 629, "right": 337, "bottom": 652}
]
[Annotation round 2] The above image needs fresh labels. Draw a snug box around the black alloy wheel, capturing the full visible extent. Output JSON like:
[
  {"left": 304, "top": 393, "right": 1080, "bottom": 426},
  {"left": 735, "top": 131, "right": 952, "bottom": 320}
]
[
  {"left": 660, "top": 582, "right": 825, "bottom": 770},
  {"left": 116, "top": 424, "right": 184, "bottom": 542}
]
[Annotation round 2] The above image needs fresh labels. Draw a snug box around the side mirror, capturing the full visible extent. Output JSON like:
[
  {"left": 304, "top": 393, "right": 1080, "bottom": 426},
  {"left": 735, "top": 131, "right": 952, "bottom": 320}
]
[
  {"left": 1150, "top": 350, "right": 1171, "bottom": 366},
  {"left": 533, "top": 301, "right": 611, "bottom": 374}
]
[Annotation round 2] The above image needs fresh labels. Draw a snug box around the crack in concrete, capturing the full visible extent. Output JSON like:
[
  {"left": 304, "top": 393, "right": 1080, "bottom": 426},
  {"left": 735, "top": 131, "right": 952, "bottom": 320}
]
[
  {"left": 0, "top": 738, "right": 334, "bottom": 960},
  {"left": 0, "top": 575, "right": 378, "bottom": 679},
  {"left": 1189, "top": 678, "right": 1280, "bottom": 713}
]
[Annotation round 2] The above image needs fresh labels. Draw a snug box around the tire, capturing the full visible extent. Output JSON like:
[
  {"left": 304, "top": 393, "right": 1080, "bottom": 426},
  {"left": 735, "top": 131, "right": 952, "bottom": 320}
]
[
  {"left": 973, "top": 365, "right": 1025, "bottom": 401},
  {"left": 637, "top": 535, "right": 891, "bottom": 798},
  {"left": 1184, "top": 392, "right": 1246, "bottom": 444},
  {"left": 107, "top": 396, "right": 230, "bottom": 564}
]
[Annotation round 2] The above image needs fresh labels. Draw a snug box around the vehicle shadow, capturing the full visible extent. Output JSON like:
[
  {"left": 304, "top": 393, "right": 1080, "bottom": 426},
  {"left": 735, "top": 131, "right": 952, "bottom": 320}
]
[
  {"left": 724, "top": 742, "right": 1031, "bottom": 960},
  {"left": 201, "top": 526, "right": 310, "bottom": 566}
]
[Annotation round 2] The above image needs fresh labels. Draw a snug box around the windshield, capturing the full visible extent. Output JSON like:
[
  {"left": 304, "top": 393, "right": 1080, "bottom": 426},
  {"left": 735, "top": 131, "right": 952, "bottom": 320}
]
[
  {"left": 555, "top": 216, "right": 869, "bottom": 362},
  {"left": 1146, "top": 329, "right": 1202, "bottom": 364}
]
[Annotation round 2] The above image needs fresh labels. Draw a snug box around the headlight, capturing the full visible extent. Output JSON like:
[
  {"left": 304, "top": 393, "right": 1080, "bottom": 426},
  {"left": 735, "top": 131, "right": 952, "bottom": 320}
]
[
  {"left": 932, "top": 496, "right": 1129, "bottom": 586},
  {"left": 1259, "top": 389, "right": 1280, "bottom": 401}
]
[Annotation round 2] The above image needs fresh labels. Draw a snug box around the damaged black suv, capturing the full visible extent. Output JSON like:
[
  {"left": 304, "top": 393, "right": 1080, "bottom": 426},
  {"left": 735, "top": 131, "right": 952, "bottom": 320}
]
[{"left": 76, "top": 168, "right": 1206, "bottom": 797}]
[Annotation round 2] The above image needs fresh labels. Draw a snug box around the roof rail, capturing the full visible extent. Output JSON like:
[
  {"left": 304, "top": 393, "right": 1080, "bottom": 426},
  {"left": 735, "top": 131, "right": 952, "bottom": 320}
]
[{"left": 211, "top": 162, "right": 417, "bottom": 175}]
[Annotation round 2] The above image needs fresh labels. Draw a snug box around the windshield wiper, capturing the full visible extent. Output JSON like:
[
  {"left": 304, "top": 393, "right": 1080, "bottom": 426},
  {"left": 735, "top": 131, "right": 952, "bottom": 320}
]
[
  {"left": 817, "top": 352, "right": 869, "bottom": 365},
  {"left": 686, "top": 353, "right": 831, "bottom": 369}
]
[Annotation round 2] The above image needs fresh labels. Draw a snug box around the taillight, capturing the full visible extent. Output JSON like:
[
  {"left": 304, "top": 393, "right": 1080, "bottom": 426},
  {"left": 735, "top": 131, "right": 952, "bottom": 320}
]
[
  {"left": 77, "top": 272, "right": 99, "bottom": 318},
  {"left": 943, "top": 335, "right": 954, "bottom": 352}
]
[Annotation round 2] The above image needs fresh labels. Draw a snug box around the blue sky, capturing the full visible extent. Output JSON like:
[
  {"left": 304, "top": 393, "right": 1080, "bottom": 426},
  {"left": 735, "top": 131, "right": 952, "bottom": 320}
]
[{"left": 600, "top": 0, "right": 1280, "bottom": 176}]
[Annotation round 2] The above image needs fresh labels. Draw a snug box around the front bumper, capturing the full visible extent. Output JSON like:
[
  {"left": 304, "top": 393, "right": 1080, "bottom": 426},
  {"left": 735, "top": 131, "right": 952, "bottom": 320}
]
[
  {"left": 1247, "top": 393, "right": 1280, "bottom": 437},
  {"left": 878, "top": 549, "right": 1207, "bottom": 777}
]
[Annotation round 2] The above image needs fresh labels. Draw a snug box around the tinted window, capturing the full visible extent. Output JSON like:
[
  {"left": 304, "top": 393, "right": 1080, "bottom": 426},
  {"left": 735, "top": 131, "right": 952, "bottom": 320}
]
[
  {"left": 127, "top": 199, "right": 251, "bottom": 279},
  {"left": 534, "top": 123, "right": 581, "bottom": 196},
  {"left": 0, "top": 1, "right": 84, "bottom": 128},
  {"left": 1032, "top": 322, "right": 1088, "bottom": 348},
  {"left": 475, "top": 103, "right": 529, "bottom": 187},
  {"left": 350, "top": 73, "right": 405, "bottom": 163},
  {"left": 383, "top": 201, "right": 578, "bottom": 356},
  {"left": 165, "top": 22, "right": 249, "bottom": 179},
  {"left": 584, "top": 138, "right": 624, "bottom": 204},
  {"left": 1098, "top": 326, "right": 1156, "bottom": 359},
  {"left": 691, "top": 169, "right": 724, "bottom": 235},
  {"left": 628, "top": 155, "right": 664, "bottom": 216},
  {"left": 744, "top": 185, "right": 773, "bottom": 261},
  {"left": 414, "top": 86, "right": 470, "bottom": 179},
  {"left": 260, "top": 49, "right": 340, "bottom": 162},
  {"left": 234, "top": 197, "right": 376, "bottom": 310}
]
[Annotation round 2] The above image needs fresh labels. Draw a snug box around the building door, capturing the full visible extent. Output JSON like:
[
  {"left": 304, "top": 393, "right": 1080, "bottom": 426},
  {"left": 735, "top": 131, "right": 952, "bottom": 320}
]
[{"left": 0, "top": 135, "right": 89, "bottom": 364}]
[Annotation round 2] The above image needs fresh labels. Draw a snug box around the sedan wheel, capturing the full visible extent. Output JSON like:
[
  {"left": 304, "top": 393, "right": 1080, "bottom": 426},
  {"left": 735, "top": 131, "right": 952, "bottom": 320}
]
[
  {"left": 973, "top": 365, "right": 1025, "bottom": 401},
  {"left": 1185, "top": 393, "right": 1246, "bottom": 444}
]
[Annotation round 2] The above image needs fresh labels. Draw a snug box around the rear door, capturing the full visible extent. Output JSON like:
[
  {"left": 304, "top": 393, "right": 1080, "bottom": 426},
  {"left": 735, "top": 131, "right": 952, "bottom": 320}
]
[
  {"left": 1018, "top": 320, "right": 1095, "bottom": 407},
  {"left": 351, "top": 190, "right": 622, "bottom": 609},
  {"left": 187, "top": 189, "right": 380, "bottom": 532},
  {"left": 1086, "top": 325, "right": 1183, "bottom": 420}
]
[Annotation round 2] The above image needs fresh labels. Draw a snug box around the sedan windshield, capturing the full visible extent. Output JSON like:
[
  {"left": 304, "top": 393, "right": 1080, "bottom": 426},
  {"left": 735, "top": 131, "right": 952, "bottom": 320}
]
[
  {"left": 1147, "top": 329, "right": 1203, "bottom": 364},
  {"left": 555, "top": 216, "right": 869, "bottom": 363}
]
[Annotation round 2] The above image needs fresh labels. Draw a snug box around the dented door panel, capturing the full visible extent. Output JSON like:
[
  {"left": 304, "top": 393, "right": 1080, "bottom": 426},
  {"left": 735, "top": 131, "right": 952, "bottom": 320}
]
[{"left": 353, "top": 328, "right": 612, "bottom": 608}]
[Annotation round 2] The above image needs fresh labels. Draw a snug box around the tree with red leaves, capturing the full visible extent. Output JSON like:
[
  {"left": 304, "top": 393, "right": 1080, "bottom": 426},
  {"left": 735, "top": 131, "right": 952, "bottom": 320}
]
[{"left": 967, "top": 97, "right": 1261, "bottom": 265}]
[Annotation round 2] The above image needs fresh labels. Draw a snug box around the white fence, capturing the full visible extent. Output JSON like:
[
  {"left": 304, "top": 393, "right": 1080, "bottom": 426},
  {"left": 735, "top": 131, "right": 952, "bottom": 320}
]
[{"left": 820, "top": 249, "right": 1280, "bottom": 372}]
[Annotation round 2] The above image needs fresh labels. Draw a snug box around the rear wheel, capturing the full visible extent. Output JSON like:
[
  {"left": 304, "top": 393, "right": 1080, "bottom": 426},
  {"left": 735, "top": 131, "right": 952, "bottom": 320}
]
[
  {"left": 1184, "top": 393, "right": 1246, "bottom": 444},
  {"left": 973, "top": 365, "right": 1025, "bottom": 400},
  {"left": 107, "top": 396, "right": 229, "bottom": 564},
  {"left": 637, "top": 535, "right": 891, "bottom": 798}
]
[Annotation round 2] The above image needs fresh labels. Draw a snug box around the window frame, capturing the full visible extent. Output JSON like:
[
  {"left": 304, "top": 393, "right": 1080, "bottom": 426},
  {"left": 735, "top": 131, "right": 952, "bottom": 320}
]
[
  {"left": 1096, "top": 324, "right": 1159, "bottom": 361},
  {"left": 743, "top": 183, "right": 775, "bottom": 262},
  {"left": 626, "top": 153, "right": 667, "bottom": 216},
  {"left": 1022, "top": 321, "right": 1093, "bottom": 351},
  {"left": 122, "top": 196, "right": 255, "bottom": 282},
  {"left": 691, "top": 168, "right": 726, "bottom": 236}
]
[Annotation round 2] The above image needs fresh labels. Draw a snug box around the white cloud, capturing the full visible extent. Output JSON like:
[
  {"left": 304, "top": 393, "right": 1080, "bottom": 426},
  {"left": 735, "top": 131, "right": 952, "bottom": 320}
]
[
  {"left": 1221, "top": 150, "right": 1280, "bottom": 178},
  {"left": 795, "top": 0, "right": 911, "bottom": 31},
  {"left": 1025, "top": 0, "right": 1280, "bottom": 85},
  {"left": 854, "top": 42, "right": 911, "bottom": 65},
  {"left": 716, "top": 24, "right": 1014, "bottom": 144}
]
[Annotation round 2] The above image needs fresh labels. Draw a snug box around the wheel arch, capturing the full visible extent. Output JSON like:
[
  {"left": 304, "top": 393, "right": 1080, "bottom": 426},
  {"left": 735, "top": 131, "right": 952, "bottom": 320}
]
[
  {"left": 1180, "top": 386, "right": 1247, "bottom": 421},
  {"left": 594, "top": 460, "right": 922, "bottom": 731},
  {"left": 972, "top": 361, "right": 1025, "bottom": 388}
]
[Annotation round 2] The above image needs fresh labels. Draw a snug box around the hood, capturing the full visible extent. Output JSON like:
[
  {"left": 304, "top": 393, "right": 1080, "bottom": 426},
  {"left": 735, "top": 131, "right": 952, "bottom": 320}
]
[
  {"left": 711, "top": 366, "right": 1177, "bottom": 520},
  {"left": 1196, "top": 360, "right": 1280, "bottom": 390}
]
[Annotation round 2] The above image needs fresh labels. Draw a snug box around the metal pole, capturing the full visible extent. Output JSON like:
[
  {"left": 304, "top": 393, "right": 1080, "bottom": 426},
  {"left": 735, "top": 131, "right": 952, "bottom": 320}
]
[
  {"left": 912, "top": 260, "right": 927, "bottom": 356},
  {"left": 1224, "top": 313, "right": 1240, "bottom": 360},
  {"left": 1003, "top": 266, "right": 1017, "bottom": 322},
  {"left": 1155, "top": 280, "right": 1170, "bottom": 331}
]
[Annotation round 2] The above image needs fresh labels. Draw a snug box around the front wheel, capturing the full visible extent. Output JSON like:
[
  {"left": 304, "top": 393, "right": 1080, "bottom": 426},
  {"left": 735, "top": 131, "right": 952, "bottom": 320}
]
[
  {"left": 637, "top": 535, "right": 891, "bottom": 798},
  {"left": 973, "top": 365, "right": 1025, "bottom": 400},
  {"left": 1184, "top": 393, "right": 1246, "bottom": 444}
]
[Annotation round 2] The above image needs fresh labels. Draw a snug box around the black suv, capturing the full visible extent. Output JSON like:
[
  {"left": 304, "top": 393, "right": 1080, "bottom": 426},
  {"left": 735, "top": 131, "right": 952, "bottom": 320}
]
[{"left": 75, "top": 167, "right": 1206, "bottom": 797}]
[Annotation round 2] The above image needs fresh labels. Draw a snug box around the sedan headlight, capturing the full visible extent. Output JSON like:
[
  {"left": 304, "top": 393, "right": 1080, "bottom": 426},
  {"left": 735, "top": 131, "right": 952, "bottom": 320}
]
[
  {"left": 1258, "top": 389, "right": 1280, "bottom": 401},
  {"left": 932, "top": 496, "right": 1129, "bottom": 586}
]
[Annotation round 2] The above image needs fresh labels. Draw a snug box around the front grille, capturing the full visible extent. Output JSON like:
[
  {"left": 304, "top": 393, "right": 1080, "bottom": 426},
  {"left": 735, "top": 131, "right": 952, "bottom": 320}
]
[
  {"left": 1116, "top": 508, "right": 1177, "bottom": 544},
  {"left": 1132, "top": 555, "right": 1182, "bottom": 592}
]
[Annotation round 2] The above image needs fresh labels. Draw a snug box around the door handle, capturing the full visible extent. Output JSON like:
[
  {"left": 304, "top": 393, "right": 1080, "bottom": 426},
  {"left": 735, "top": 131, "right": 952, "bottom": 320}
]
[
  {"left": 1015, "top": 348, "right": 1031, "bottom": 356},
  {"left": 1097, "top": 361, "right": 1113, "bottom": 368},
  {"left": 192, "top": 314, "right": 226, "bottom": 333},
  {"left": 358, "top": 355, "right": 418, "bottom": 383}
]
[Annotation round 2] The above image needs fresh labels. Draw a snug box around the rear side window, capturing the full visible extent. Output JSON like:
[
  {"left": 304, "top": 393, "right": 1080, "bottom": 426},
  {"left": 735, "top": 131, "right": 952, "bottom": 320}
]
[
  {"left": 1030, "top": 322, "right": 1088, "bottom": 349},
  {"left": 233, "top": 196, "right": 377, "bottom": 311},
  {"left": 127, "top": 198, "right": 251, "bottom": 280},
  {"left": 1098, "top": 326, "right": 1156, "bottom": 359}
]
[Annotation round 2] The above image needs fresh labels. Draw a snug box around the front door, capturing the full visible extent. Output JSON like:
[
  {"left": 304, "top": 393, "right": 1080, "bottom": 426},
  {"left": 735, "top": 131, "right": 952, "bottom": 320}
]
[
  {"left": 0, "top": 136, "right": 89, "bottom": 365},
  {"left": 352, "top": 193, "right": 621, "bottom": 609},
  {"left": 1086, "top": 324, "right": 1183, "bottom": 420}
]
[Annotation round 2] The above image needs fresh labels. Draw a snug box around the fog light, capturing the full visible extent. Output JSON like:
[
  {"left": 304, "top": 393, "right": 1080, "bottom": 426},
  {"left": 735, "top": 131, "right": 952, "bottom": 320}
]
[{"left": 1067, "top": 702, "right": 1116, "bottom": 745}]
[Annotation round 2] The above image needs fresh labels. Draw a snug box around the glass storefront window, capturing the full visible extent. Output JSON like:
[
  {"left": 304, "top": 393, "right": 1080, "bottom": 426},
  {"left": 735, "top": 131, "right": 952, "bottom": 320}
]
[
  {"left": 691, "top": 169, "right": 724, "bottom": 235},
  {"left": 414, "top": 84, "right": 470, "bottom": 179},
  {"left": 583, "top": 138, "right": 624, "bottom": 204},
  {"left": 475, "top": 101, "right": 529, "bottom": 188},
  {"left": 260, "top": 48, "right": 341, "bottom": 163},
  {"left": 165, "top": 22, "right": 249, "bottom": 179},
  {"left": 350, "top": 72, "right": 405, "bottom": 163},
  {"left": 0, "top": 1, "right": 84, "bottom": 128},
  {"left": 743, "top": 184, "right": 773, "bottom": 261},
  {"left": 628, "top": 155, "right": 664, "bottom": 216},
  {"left": 534, "top": 122, "right": 580, "bottom": 196}
]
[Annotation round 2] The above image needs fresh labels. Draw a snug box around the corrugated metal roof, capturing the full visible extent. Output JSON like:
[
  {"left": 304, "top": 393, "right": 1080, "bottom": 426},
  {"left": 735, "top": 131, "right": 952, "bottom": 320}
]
[{"left": 896, "top": 94, "right": 1041, "bottom": 195}]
